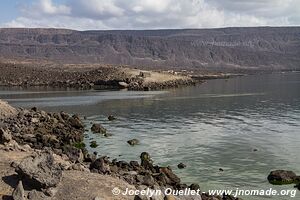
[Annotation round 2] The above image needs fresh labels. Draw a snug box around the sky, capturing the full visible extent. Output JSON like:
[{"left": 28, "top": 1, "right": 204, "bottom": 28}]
[{"left": 0, "top": 0, "right": 299, "bottom": 30}]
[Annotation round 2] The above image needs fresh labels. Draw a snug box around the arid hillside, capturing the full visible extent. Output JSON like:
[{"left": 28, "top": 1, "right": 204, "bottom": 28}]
[{"left": 0, "top": 27, "right": 300, "bottom": 71}]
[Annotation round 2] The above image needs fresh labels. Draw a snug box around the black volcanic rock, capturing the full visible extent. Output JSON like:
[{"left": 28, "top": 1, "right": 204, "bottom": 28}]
[{"left": 1, "top": 27, "right": 300, "bottom": 71}]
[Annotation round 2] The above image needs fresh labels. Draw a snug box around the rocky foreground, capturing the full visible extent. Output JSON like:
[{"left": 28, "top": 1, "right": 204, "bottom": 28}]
[
  {"left": 0, "top": 100, "right": 242, "bottom": 200},
  {"left": 0, "top": 61, "right": 196, "bottom": 91}
]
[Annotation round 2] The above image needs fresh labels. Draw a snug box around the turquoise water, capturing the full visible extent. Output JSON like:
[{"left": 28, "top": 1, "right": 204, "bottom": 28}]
[{"left": 1, "top": 72, "right": 299, "bottom": 199}]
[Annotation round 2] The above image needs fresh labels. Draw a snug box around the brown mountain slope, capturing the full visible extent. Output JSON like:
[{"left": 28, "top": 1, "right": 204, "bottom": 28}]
[{"left": 0, "top": 27, "right": 300, "bottom": 71}]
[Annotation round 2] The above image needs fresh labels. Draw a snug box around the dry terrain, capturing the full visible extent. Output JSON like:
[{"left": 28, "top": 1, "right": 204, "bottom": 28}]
[
  {"left": 1, "top": 27, "right": 300, "bottom": 72},
  {"left": 0, "top": 61, "right": 195, "bottom": 90},
  {"left": 0, "top": 147, "right": 135, "bottom": 200}
]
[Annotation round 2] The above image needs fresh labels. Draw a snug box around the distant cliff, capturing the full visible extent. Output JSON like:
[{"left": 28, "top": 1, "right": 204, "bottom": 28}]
[{"left": 0, "top": 27, "right": 300, "bottom": 71}]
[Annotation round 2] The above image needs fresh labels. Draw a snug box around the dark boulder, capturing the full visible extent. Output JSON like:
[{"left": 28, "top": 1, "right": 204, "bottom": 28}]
[
  {"left": 140, "top": 152, "right": 154, "bottom": 171},
  {"left": 160, "top": 167, "right": 181, "bottom": 185},
  {"left": 91, "top": 123, "right": 107, "bottom": 134},
  {"left": 295, "top": 176, "right": 300, "bottom": 183},
  {"left": 90, "top": 157, "right": 111, "bottom": 174},
  {"left": 68, "top": 115, "right": 84, "bottom": 129},
  {"left": 53, "top": 113, "right": 64, "bottom": 123},
  {"left": 142, "top": 174, "right": 156, "bottom": 186},
  {"left": 108, "top": 115, "right": 117, "bottom": 121},
  {"left": 84, "top": 153, "right": 97, "bottom": 163},
  {"left": 63, "top": 146, "right": 84, "bottom": 163},
  {"left": 155, "top": 173, "right": 170, "bottom": 186},
  {"left": 31, "top": 107, "right": 38, "bottom": 112},
  {"left": 177, "top": 163, "right": 186, "bottom": 169},
  {"left": 177, "top": 183, "right": 188, "bottom": 190},
  {"left": 90, "top": 141, "right": 98, "bottom": 148},
  {"left": 130, "top": 161, "right": 140, "bottom": 170},
  {"left": 190, "top": 183, "right": 200, "bottom": 191},
  {"left": 267, "top": 170, "right": 297, "bottom": 184},
  {"left": 127, "top": 139, "right": 139, "bottom": 146},
  {"left": 60, "top": 111, "right": 70, "bottom": 121},
  {"left": 0, "top": 128, "right": 12, "bottom": 144},
  {"left": 116, "top": 161, "right": 130, "bottom": 170}
]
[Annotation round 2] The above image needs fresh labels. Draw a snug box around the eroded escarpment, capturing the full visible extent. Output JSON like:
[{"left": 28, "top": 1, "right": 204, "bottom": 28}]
[{"left": 1, "top": 27, "right": 300, "bottom": 71}]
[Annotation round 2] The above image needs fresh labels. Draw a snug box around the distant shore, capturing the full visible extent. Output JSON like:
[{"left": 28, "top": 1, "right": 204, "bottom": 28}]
[{"left": 0, "top": 61, "right": 199, "bottom": 91}]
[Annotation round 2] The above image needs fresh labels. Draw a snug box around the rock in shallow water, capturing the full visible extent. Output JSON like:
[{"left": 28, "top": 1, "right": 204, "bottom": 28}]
[
  {"left": 108, "top": 115, "right": 117, "bottom": 121},
  {"left": 177, "top": 163, "right": 186, "bottom": 169},
  {"left": 90, "top": 141, "right": 98, "bottom": 148},
  {"left": 189, "top": 183, "right": 200, "bottom": 191},
  {"left": 140, "top": 152, "right": 153, "bottom": 170},
  {"left": 127, "top": 139, "right": 139, "bottom": 146},
  {"left": 91, "top": 123, "right": 107, "bottom": 134},
  {"left": 267, "top": 170, "right": 297, "bottom": 184},
  {"left": 103, "top": 132, "right": 113, "bottom": 137}
]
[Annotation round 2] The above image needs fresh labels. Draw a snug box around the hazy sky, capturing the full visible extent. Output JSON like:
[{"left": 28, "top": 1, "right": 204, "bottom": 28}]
[{"left": 0, "top": 0, "right": 300, "bottom": 30}]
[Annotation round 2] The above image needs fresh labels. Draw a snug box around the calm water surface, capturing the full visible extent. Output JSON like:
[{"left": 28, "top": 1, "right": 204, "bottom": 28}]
[{"left": 1, "top": 73, "right": 299, "bottom": 200}]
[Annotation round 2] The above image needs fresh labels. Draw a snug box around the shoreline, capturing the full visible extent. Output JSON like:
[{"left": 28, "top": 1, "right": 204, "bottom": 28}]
[
  {"left": 0, "top": 100, "right": 241, "bottom": 200},
  {"left": 0, "top": 61, "right": 198, "bottom": 91},
  {"left": 3, "top": 60, "right": 298, "bottom": 92}
]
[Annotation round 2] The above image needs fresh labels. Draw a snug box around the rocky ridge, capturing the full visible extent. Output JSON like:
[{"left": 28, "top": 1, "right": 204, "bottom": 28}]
[{"left": 1, "top": 27, "right": 300, "bottom": 71}]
